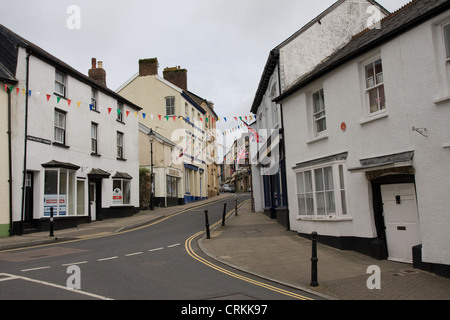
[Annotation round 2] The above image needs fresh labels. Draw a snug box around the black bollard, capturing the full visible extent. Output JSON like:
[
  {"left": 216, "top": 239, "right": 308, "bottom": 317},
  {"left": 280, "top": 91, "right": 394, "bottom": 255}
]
[
  {"left": 49, "top": 207, "right": 54, "bottom": 237},
  {"left": 310, "top": 231, "right": 319, "bottom": 287},
  {"left": 235, "top": 198, "right": 238, "bottom": 216},
  {"left": 204, "top": 210, "right": 210, "bottom": 239},
  {"left": 222, "top": 203, "right": 227, "bottom": 226}
]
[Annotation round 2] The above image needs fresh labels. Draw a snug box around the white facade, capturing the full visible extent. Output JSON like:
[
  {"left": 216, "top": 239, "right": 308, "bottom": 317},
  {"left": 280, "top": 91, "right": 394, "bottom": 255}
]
[
  {"left": 250, "top": 0, "right": 386, "bottom": 227},
  {"left": 279, "top": 0, "right": 388, "bottom": 91},
  {"left": 10, "top": 46, "right": 140, "bottom": 233},
  {"left": 280, "top": 6, "right": 450, "bottom": 269}
]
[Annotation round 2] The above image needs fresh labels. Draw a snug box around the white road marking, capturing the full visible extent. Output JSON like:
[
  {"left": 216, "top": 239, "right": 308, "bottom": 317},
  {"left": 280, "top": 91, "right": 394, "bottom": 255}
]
[
  {"left": 97, "top": 256, "right": 118, "bottom": 262},
  {"left": 62, "top": 261, "right": 88, "bottom": 266},
  {"left": 125, "top": 252, "right": 143, "bottom": 257},
  {"left": 148, "top": 247, "right": 164, "bottom": 252},
  {"left": 21, "top": 266, "right": 51, "bottom": 272},
  {"left": 0, "top": 273, "right": 112, "bottom": 300},
  {"left": 167, "top": 243, "right": 181, "bottom": 248}
]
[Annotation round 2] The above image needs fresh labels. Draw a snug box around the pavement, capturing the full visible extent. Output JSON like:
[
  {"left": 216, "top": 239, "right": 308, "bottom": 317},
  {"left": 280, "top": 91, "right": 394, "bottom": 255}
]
[{"left": 1, "top": 193, "right": 450, "bottom": 300}]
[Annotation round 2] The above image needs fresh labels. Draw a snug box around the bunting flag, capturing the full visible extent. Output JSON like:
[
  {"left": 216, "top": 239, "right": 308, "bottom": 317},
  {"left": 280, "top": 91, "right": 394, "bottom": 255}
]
[{"left": 3, "top": 85, "right": 257, "bottom": 140}]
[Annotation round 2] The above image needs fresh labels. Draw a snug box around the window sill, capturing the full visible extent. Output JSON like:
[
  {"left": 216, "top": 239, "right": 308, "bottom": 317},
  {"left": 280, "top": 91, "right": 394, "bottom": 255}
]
[
  {"left": 433, "top": 95, "right": 450, "bottom": 105},
  {"left": 306, "top": 134, "right": 328, "bottom": 144},
  {"left": 359, "top": 111, "right": 388, "bottom": 125},
  {"left": 91, "top": 153, "right": 101, "bottom": 157},
  {"left": 91, "top": 109, "right": 100, "bottom": 114},
  {"left": 116, "top": 119, "right": 125, "bottom": 125},
  {"left": 297, "top": 215, "right": 353, "bottom": 222},
  {"left": 52, "top": 142, "right": 70, "bottom": 149},
  {"left": 116, "top": 157, "right": 127, "bottom": 161}
]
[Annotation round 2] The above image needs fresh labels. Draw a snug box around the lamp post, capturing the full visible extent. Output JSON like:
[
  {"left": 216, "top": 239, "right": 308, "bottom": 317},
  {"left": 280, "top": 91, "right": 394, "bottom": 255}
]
[{"left": 149, "top": 132, "right": 155, "bottom": 210}]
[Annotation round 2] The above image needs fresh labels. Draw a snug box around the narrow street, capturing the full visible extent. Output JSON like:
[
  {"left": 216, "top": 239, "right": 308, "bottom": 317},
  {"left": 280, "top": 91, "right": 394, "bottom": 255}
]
[{"left": 0, "top": 194, "right": 321, "bottom": 303}]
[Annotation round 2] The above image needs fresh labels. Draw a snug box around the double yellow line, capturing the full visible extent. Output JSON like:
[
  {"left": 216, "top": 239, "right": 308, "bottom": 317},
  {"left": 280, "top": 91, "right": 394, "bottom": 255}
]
[{"left": 184, "top": 201, "right": 314, "bottom": 301}]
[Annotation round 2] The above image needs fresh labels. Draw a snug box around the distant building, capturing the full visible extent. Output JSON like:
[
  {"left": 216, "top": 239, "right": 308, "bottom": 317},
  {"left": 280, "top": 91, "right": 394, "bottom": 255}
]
[{"left": 118, "top": 58, "right": 215, "bottom": 205}]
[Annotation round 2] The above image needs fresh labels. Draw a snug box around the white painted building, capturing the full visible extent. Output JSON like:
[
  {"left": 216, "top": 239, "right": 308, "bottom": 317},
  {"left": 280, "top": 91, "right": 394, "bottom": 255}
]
[
  {"left": 250, "top": 0, "right": 388, "bottom": 228},
  {"left": 0, "top": 25, "right": 141, "bottom": 234},
  {"left": 275, "top": 0, "right": 450, "bottom": 277}
]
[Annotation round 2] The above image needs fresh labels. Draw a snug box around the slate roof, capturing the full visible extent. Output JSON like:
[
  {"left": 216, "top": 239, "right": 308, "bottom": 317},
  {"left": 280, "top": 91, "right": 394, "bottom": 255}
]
[
  {"left": 0, "top": 23, "right": 141, "bottom": 110},
  {"left": 274, "top": 0, "right": 450, "bottom": 103}
]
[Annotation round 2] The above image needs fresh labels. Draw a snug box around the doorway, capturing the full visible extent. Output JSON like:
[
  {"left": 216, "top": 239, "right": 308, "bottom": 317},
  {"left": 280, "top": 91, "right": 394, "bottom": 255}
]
[
  {"left": 89, "top": 182, "right": 97, "bottom": 221},
  {"left": 24, "top": 171, "right": 34, "bottom": 222},
  {"left": 381, "top": 183, "right": 421, "bottom": 263}
]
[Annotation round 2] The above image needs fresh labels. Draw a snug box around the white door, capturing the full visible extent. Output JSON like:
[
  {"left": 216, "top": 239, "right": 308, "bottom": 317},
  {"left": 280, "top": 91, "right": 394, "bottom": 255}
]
[
  {"left": 89, "top": 182, "right": 96, "bottom": 221},
  {"left": 381, "top": 183, "right": 421, "bottom": 263}
]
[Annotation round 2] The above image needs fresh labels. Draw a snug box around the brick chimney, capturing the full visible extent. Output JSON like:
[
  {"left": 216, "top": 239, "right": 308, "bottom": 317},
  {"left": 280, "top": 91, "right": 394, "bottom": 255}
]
[
  {"left": 163, "top": 66, "right": 187, "bottom": 91},
  {"left": 88, "top": 58, "right": 107, "bottom": 87},
  {"left": 139, "top": 58, "right": 159, "bottom": 76}
]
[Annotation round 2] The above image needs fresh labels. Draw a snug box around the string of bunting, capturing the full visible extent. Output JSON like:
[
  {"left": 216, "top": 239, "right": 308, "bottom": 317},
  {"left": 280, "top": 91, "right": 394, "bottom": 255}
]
[{"left": 3, "top": 84, "right": 254, "bottom": 132}]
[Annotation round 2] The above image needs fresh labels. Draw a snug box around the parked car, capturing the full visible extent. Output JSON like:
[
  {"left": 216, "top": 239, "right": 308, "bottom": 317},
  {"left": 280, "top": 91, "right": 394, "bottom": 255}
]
[{"left": 221, "top": 184, "right": 236, "bottom": 193}]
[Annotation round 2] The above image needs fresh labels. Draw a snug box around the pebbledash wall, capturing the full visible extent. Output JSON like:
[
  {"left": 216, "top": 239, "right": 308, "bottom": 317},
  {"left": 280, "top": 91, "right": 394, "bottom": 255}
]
[
  {"left": 280, "top": 6, "right": 450, "bottom": 276},
  {"left": 11, "top": 46, "right": 140, "bottom": 234}
]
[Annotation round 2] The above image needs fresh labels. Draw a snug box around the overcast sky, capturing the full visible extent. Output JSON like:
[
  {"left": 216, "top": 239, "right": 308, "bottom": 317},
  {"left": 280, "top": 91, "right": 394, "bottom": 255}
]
[{"left": 1, "top": 0, "right": 410, "bottom": 153}]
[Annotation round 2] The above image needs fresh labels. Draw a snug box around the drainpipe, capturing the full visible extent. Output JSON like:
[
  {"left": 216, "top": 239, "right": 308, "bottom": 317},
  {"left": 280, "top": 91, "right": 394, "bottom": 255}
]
[
  {"left": 19, "top": 49, "right": 31, "bottom": 235},
  {"left": 6, "top": 83, "right": 13, "bottom": 236},
  {"left": 276, "top": 51, "right": 290, "bottom": 231}
]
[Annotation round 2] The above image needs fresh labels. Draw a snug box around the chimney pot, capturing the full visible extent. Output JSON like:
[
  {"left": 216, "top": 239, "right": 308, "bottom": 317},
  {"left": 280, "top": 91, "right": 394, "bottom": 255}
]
[
  {"left": 163, "top": 66, "right": 188, "bottom": 91},
  {"left": 89, "top": 58, "right": 106, "bottom": 87},
  {"left": 139, "top": 58, "right": 159, "bottom": 76}
]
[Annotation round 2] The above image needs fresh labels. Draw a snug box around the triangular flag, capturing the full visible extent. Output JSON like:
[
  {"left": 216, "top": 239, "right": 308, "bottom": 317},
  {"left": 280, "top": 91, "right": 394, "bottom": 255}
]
[
  {"left": 57, "top": 97, "right": 61, "bottom": 104},
  {"left": 77, "top": 101, "right": 81, "bottom": 108},
  {"left": 46, "top": 94, "right": 51, "bottom": 101},
  {"left": 234, "top": 117, "right": 237, "bottom": 121},
  {"left": 108, "top": 108, "right": 112, "bottom": 114},
  {"left": 206, "top": 117, "right": 209, "bottom": 123},
  {"left": 224, "top": 117, "right": 227, "bottom": 122},
  {"left": 158, "top": 115, "right": 161, "bottom": 120},
  {"left": 117, "top": 109, "right": 121, "bottom": 116},
  {"left": 67, "top": 100, "right": 71, "bottom": 107},
  {"left": 173, "top": 116, "right": 176, "bottom": 122},
  {"left": 28, "top": 90, "right": 31, "bottom": 97},
  {"left": 200, "top": 117, "right": 203, "bottom": 122},
  {"left": 3, "top": 84, "right": 7, "bottom": 92},
  {"left": 165, "top": 115, "right": 169, "bottom": 121},
  {"left": 22, "top": 89, "right": 26, "bottom": 96},
  {"left": 126, "top": 110, "right": 130, "bottom": 117},
  {"left": 90, "top": 104, "right": 93, "bottom": 110},
  {"left": 134, "top": 112, "right": 137, "bottom": 118},
  {"left": 142, "top": 113, "right": 146, "bottom": 119}
]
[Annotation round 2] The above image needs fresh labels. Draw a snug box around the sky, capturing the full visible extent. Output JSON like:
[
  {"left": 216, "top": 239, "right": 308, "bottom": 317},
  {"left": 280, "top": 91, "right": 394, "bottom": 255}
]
[{"left": 0, "top": 0, "right": 411, "bottom": 155}]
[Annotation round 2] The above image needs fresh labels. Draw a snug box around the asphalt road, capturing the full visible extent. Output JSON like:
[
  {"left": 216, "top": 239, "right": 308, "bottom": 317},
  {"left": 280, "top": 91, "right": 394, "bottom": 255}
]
[{"left": 0, "top": 194, "right": 321, "bottom": 304}]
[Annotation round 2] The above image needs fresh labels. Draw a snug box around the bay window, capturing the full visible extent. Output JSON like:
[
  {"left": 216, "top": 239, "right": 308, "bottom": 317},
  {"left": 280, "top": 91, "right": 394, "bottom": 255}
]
[
  {"left": 44, "top": 169, "right": 76, "bottom": 216},
  {"left": 113, "top": 179, "right": 131, "bottom": 205},
  {"left": 295, "top": 163, "right": 347, "bottom": 218}
]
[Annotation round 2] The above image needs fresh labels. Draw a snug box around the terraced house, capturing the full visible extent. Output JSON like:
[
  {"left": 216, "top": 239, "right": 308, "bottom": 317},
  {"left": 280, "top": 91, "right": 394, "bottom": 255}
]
[
  {"left": 0, "top": 24, "right": 141, "bottom": 235},
  {"left": 118, "top": 58, "right": 215, "bottom": 206},
  {"left": 274, "top": 0, "right": 450, "bottom": 277}
]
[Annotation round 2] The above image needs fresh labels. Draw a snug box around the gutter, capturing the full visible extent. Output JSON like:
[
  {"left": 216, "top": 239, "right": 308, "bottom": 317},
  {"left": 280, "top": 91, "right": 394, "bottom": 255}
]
[
  {"left": 5, "top": 83, "right": 14, "bottom": 235},
  {"left": 19, "top": 48, "right": 31, "bottom": 234}
]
